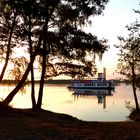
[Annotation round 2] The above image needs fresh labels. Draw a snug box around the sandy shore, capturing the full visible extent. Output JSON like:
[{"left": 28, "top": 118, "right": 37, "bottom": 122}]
[{"left": 0, "top": 107, "right": 140, "bottom": 140}]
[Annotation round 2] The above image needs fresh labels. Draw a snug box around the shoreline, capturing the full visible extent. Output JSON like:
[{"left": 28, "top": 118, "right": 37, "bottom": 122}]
[
  {"left": 1, "top": 79, "right": 122, "bottom": 85},
  {"left": 0, "top": 107, "right": 140, "bottom": 140}
]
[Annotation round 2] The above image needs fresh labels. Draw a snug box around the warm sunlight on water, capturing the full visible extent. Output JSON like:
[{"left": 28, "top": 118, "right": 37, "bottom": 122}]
[{"left": 0, "top": 83, "right": 140, "bottom": 122}]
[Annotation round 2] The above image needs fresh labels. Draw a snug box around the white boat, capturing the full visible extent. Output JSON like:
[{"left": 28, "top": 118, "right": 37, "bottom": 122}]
[{"left": 68, "top": 68, "right": 115, "bottom": 90}]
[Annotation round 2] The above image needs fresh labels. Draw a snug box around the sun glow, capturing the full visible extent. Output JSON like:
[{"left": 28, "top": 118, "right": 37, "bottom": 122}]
[
  {"left": 95, "top": 47, "right": 120, "bottom": 79},
  {"left": 83, "top": 0, "right": 139, "bottom": 79}
]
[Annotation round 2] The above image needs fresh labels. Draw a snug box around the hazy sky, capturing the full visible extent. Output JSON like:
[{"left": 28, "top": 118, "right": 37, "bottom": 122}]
[
  {"left": 3, "top": 0, "right": 139, "bottom": 80},
  {"left": 85, "top": 0, "right": 140, "bottom": 79}
]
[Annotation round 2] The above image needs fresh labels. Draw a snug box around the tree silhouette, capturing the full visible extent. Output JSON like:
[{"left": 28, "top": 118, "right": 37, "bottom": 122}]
[
  {"left": 0, "top": 0, "right": 18, "bottom": 82},
  {"left": 117, "top": 21, "right": 140, "bottom": 111},
  {"left": 1, "top": 0, "right": 109, "bottom": 110}
]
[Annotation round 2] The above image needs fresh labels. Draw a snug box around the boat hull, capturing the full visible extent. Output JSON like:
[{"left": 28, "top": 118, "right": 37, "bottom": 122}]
[{"left": 68, "top": 86, "right": 114, "bottom": 90}]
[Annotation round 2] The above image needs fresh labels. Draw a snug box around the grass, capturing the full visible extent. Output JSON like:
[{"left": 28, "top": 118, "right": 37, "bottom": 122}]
[{"left": 0, "top": 104, "right": 140, "bottom": 140}]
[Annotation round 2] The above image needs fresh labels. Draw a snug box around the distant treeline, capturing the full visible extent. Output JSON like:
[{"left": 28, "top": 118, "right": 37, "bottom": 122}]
[
  {"left": 34, "top": 79, "right": 73, "bottom": 84},
  {"left": 1, "top": 79, "right": 73, "bottom": 85},
  {"left": 1, "top": 79, "right": 125, "bottom": 85}
]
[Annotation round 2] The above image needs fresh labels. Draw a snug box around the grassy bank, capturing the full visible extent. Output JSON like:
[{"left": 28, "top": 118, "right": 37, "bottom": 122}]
[{"left": 0, "top": 105, "right": 140, "bottom": 140}]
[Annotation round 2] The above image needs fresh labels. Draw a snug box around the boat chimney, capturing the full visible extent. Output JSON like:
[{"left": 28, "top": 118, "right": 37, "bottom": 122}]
[
  {"left": 103, "top": 68, "right": 106, "bottom": 80},
  {"left": 98, "top": 73, "right": 103, "bottom": 81}
]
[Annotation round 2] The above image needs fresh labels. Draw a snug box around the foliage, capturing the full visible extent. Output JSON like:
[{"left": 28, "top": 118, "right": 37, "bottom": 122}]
[
  {"left": 8, "top": 57, "right": 28, "bottom": 81},
  {"left": 0, "top": 0, "right": 109, "bottom": 109},
  {"left": 37, "top": 29, "right": 108, "bottom": 79},
  {"left": 0, "top": 0, "right": 109, "bottom": 80},
  {"left": 125, "top": 101, "right": 135, "bottom": 112},
  {"left": 116, "top": 20, "right": 140, "bottom": 82},
  {"left": 116, "top": 20, "right": 140, "bottom": 111}
]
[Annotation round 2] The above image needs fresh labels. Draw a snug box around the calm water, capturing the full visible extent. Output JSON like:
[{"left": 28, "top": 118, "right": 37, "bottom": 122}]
[{"left": 0, "top": 83, "right": 140, "bottom": 122}]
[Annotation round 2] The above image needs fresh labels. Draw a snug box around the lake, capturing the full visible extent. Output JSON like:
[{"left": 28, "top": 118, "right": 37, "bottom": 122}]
[{"left": 0, "top": 83, "right": 140, "bottom": 122}]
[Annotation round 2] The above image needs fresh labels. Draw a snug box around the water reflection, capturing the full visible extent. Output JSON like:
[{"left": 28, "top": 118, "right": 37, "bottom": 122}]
[
  {"left": 72, "top": 89, "right": 114, "bottom": 109},
  {"left": 0, "top": 83, "right": 139, "bottom": 121}
]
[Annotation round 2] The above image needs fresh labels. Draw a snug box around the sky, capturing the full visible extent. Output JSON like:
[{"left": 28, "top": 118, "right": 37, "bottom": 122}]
[
  {"left": 1, "top": 0, "right": 140, "bottom": 80},
  {"left": 84, "top": 0, "right": 140, "bottom": 79}
]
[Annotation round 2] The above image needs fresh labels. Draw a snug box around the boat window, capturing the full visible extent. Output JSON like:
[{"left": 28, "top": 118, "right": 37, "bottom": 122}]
[
  {"left": 97, "top": 83, "right": 107, "bottom": 86},
  {"left": 84, "top": 83, "right": 95, "bottom": 86}
]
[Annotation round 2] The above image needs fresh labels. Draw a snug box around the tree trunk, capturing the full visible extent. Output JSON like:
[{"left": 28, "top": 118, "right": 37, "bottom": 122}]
[
  {"left": 2, "top": 16, "right": 46, "bottom": 105},
  {"left": 0, "top": 12, "right": 16, "bottom": 82},
  {"left": 132, "top": 65, "right": 139, "bottom": 111},
  {"left": 28, "top": 13, "right": 36, "bottom": 109},
  {"left": 132, "top": 81, "right": 139, "bottom": 111},
  {"left": 31, "top": 67, "right": 36, "bottom": 109},
  {"left": 29, "top": 41, "right": 36, "bottom": 109},
  {"left": 36, "top": 31, "right": 47, "bottom": 110},
  {"left": 3, "top": 0, "right": 61, "bottom": 107},
  {"left": 35, "top": 2, "right": 49, "bottom": 110},
  {"left": 3, "top": 54, "right": 36, "bottom": 105},
  {"left": 0, "top": 54, "right": 9, "bottom": 82},
  {"left": 36, "top": 51, "right": 46, "bottom": 110}
]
